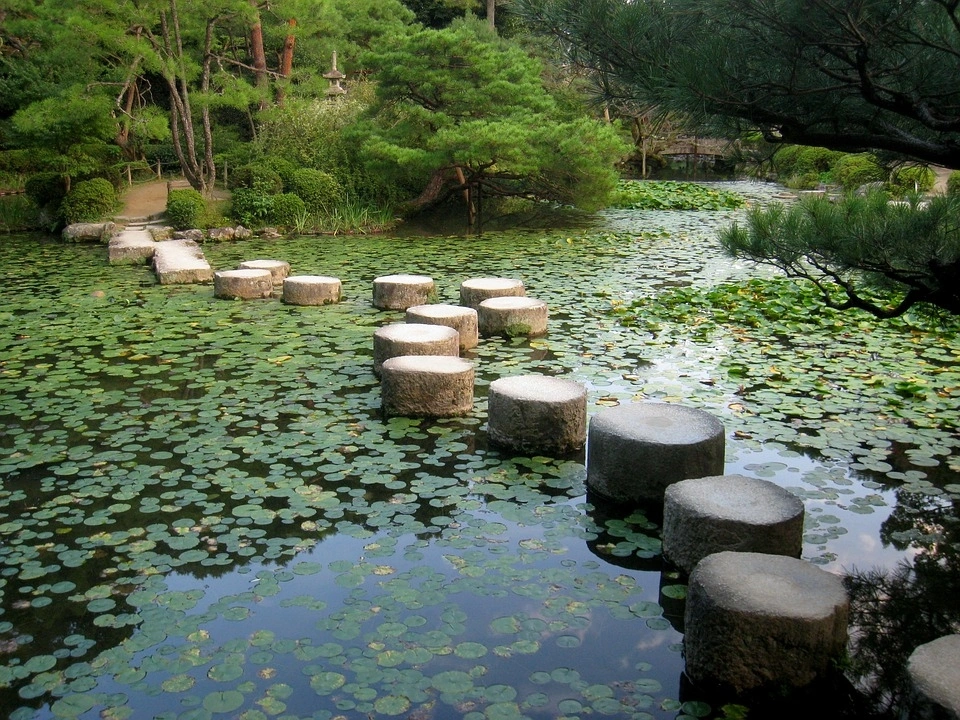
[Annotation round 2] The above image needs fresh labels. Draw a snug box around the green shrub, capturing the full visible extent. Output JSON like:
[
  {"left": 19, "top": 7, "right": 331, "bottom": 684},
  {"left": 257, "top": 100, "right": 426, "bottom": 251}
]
[
  {"left": 24, "top": 172, "right": 68, "bottom": 209},
  {"left": 289, "top": 168, "right": 343, "bottom": 212},
  {"left": 166, "top": 188, "right": 207, "bottom": 230},
  {"left": 946, "top": 171, "right": 960, "bottom": 196},
  {"left": 230, "top": 188, "right": 273, "bottom": 226},
  {"left": 784, "top": 172, "right": 822, "bottom": 190},
  {"left": 890, "top": 165, "right": 936, "bottom": 196},
  {"left": 260, "top": 157, "right": 299, "bottom": 192},
  {"left": 61, "top": 178, "right": 116, "bottom": 223},
  {"left": 229, "top": 164, "right": 283, "bottom": 194},
  {"left": 832, "top": 153, "right": 884, "bottom": 191},
  {"left": 269, "top": 193, "right": 307, "bottom": 227},
  {"left": 0, "top": 195, "right": 42, "bottom": 232}
]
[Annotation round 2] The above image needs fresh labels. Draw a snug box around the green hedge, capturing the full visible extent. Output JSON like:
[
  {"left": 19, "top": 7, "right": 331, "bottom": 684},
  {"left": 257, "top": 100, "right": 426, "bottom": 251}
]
[
  {"left": 166, "top": 189, "right": 206, "bottom": 230},
  {"left": 61, "top": 178, "right": 116, "bottom": 223},
  {"left": 289, "top": 168, "right": 342, "bottom": 213},
  {"left": 270, "top": 193, "right": 307, "bottom": 227}
]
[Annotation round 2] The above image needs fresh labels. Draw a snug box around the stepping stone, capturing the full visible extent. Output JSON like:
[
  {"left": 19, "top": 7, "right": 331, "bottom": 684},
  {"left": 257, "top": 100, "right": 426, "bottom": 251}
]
[
  {"left": 586, "top": 402, "right": 724, "bottom": 504},
  {"left": 460, "top": 277, "right": 525, "bottom": 309},
  {"left": 684, "top": 551, "right": 849, "bottom": 693},
  {"left": 214, "top": 269, "right": 274, "bottom": 299},
  {"left": 153, "top": 239, "right": 214, "bottom": 285},
  {"left": 487, "top": 375, "right": 587, "bottom": 455},
  {"left": 662, "top": 474, "right": 805, "bottom": 574},
  {"left": 405, "top": 304, "right": 479, "bottom": 350},
  {"left": 283, "top": 276, "right": 342, "bottom": 305},
  {"left": 239, "top": 259, "right": 290, "bottom": 285},
  {"left": 373, "top": 274, "right": 436, "bottom": 310},
  {"left": 109, "top": 228, "right": 157, "bottom": 265},
  {"left": 373, "top": 323, "right": 460, "bottom": 376},
  {"left": 381, "top": 355, "right": 474, "bottom": 418},
  {"left": 478, "top": 297, "right": 548, "bottom": 337},
  {"left": 62, "top": 222, "right": 116, "bottom": 243},
  {"left": 906, "top": 635, "right": 960, "bottom": 719}
]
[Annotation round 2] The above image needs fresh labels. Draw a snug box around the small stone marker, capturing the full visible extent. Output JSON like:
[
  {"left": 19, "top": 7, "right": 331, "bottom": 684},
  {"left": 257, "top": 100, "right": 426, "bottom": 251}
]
[
  {"left": 405, "top": 304, "right": 479, "bottom": 350},
  {"left": 906, "top": 635, "right": 960, "bottom": 719},
  {"left": 283, "top": 276, "right": 342, "bottom": 306},
  {"left": 586, "top": 402, "right": 724, "bottom": 504},
  {"left": 460, "top": 277, "right": 525, "bottom": 309},
  {"left": 373, "top": 274, "right": 436, "bottom": 310},
  {"left": 477, "top": 297, "right": 548, "bottom": 338},
  {"left": 239, "top": 259, "right": 290, "bottom": 285},
  {"left": 684, "top": 551, "right": 849, "bottom": 693},
  {"left": 214, "top": 269, "right": 274, "bottom": 299},
  {"left": 153, "top": 239, "right": 214, "bottom": 285},
  {"left": 373, "top": 323, "right": 459, "bottom": 376},
  {"left": 662, "top": 474, "right": 805, "bottom": 574},
  {"left": 381, "top": 355, "right": 474, "bottom": 418},
  {"left": 487, "top": 375, "right": 587, "bottom": 455}
]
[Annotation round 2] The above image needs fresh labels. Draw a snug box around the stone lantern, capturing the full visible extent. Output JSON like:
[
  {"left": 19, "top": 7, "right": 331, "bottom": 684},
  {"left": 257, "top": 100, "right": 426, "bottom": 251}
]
[{"left": 324, "top": 51, "right": 346, "bottom": 97}]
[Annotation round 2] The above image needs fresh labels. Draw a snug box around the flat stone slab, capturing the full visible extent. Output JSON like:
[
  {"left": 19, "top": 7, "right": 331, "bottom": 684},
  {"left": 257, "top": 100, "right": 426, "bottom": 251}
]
[
  {"left": 487, "top": 374, "right": 587, "bottom": 455},
  {"left": 108, "top": 228, "right": 157, "bottom": 265},
  {"left": 283, "top": 275, "right": 342, "bottom": 305},
  {"left": 373, "top": 274, "right": 436, "bottom": 310},
  {"left": 907, "top": 635, "right": 960, "bottom": 719},
  {"left": 62, "top": 222, "right": 116, "bottom": 243},
  {"left": 214, "top": 269, "right": 274, "bottom": 299},
  {"left": 373, "top": 323, "right": 460, "bottom": 376},
  {"left": 586, "top": 402, "right": 725, "bottom": 504},
  {"left": 478, "top": 296, "right": 548, "bottom": 337},
  {"left": 239, "top": 259, "right": 290, "bottom": 285},
  {"left": 153, "top": 239, "right": 214, "bottom": 285},
  {"left": 405, "top": 304, "right": 479, "bottom": 350},
  {"left": 381, "top": 355, "right": 474, "bottom": 418},
  {"left": 663, "top": 474, "right": 805, "bottom": 574},
  {"left": 460, "top": 277, "right": 525, "bottom": 309},
  {"left": 684, "top": 551, "right": 849, "bottom": 693}
]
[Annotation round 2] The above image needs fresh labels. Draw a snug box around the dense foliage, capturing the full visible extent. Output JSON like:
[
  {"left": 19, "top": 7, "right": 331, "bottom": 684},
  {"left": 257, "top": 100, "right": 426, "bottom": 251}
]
[
  {"left": 60, "top": 178, "right": 116, "bottom": 224},
  {"left": 165, "top": 188, "right": 207, "bottom": 230}
]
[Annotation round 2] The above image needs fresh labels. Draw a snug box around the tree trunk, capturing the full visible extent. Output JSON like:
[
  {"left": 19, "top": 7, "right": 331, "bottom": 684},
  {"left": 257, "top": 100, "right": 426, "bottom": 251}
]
[
  {"left": 277, "top": 18, "right": 296, "bottom": 105},
  {"left": 249, "top": 0, "right": 268, "bottom": 110},
  {"left": 486, "top": 0, "right": 496, "bottom": 29}
]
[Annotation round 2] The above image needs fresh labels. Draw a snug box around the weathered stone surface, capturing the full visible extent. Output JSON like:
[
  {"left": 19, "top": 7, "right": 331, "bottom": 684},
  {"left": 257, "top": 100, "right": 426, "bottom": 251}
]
[
  {"left": 906, "top": 635, "right": 960, "bottom": 719},
  {"left": 684, "top": 551, "right": 849, "bottom": 693},
  {"left": 586, "top": 403, "right": 725, "bottom": 503},
  {"left": 239, "top": 259, "right": 290, "bottom": 285},
  {"left": 234, "top": 226, "right": 253, "bottom": 240},
  {"left": 477, "top": 296, "right": 548, "bottom": 337},
  {"left": 108, "top": 228, "right": 157, "bottom": 265},
  {"left": 283, "top": 275, "right": 342, "bottom": 305},
  {"left": 460, "top": 277, "right": 525, "bottom": 309},
  {"left": 405, "top": 304, "right": 479, "bottom": 350},
  {"left": 148, "top": 226, "right": 173, "bottom": 241},
  {"left": 381, "top": 355, "right": 474, "bottom": 418},
  {"left": 487, "top": 375, "right": 587, "bottom": 455},
  {"left": 373, "top": 274, "right": 436, "bottom": 310},
  {"left": 208, "top": 227, "right": 236, "bottom": 241},
  {"left": 62, "top": 222, "right": 116, "bottom": 243},
  {"left": 153, "top": 239, "right": 214, "bottom": 285},
  {"left": 214, "top": 269, "right": 274, "bottom": 299},
  {"left": 663, "top": 474, "right": 805, "bottom": 574},
  {"left": 373, "top": 323, "right": 459, "bottom": 376},
  {"left": 172, "top": 229, "right": 204, "bottom": 242}
]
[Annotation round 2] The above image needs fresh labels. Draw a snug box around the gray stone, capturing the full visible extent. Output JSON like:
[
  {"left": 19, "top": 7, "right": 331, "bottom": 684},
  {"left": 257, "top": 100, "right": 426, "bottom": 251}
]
[
  {"left": 108, "top": 229, "right": 157, "bottom": 265},
  {"left": 586, "top": 403, "right": 724, "bottom": 503},
  {"left": 477, "top": 296, "right": 548, "bottom": 337},
  {"left": 214, "top": 269, "right": 274, "bottom": 299},
  {"left": 405, "top": 304, "right": 479, "bottom": 350},
  {"left": 153, "top": 239, "right": 214, "bottom": 285},
  {"left": 283, "top": 275, "right": 342, "bottom": 305},
  {"left": 460, "top": 277, "right": 525, "bottom": 309},
  {"left": 62, "top": 222, "right": 116, "bottom": 243},
  {"left": 487, "top": 375, "right": 587, "bottom": 455},
  {"left": 239, "top": 259, "right": 290, "bottom": 285},
  {"left": 906, "top": 635, "right": 960, "bottom": 719},
  {"left": 172, "top": 229, "right": 204, "bottom": 242},
  {"left": 148, "top": 226, "right": 173, "bottom": 241},
  {"left": 663, "top": 474, "right": 805, "bottom": 574},
  {"left": 684, "top": 551, "right": 849, "bottom": 693},
  {"left": 373, "top": 323, "right": 459, "bottom": 376},
  {"left": 208, "top": 226, "right": 236, "bottom": 241},
  {"left": 373, "top": 274, "right": 436, "bottom": 310},
  {"left": 381, "top": 355, "right": 474, "bottom": 418},
  {"left": 234, "top": 226, "right": 253, "bottom": 240}
]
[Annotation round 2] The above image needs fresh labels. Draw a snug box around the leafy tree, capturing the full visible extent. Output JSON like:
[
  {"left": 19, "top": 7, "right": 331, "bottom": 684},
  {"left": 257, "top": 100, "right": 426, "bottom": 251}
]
[{"left": 354, "top": 17, "right": 627, "bottom": 223}]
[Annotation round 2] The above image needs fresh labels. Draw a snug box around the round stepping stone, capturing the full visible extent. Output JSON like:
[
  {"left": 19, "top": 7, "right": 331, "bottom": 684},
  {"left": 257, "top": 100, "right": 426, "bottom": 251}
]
[
  {"left": 406, "top": 304, "right": 479, "bottom": 350},
  {"left": 663, "top": 474, "right": 805, "bottom": 574},
  {"left": 239, "top": 259, "right": 290, "bottom": 285},
  {"left": 381, "top": 355, "right": 474, "bottom": 418},
  {"left": 373, "top": 323, "right": 459, "bottom": 376},
  {"left": 487, "top": 375, "right": 587, "bottom": 455},
  {"left": 373, "top": 274, "right": 436, "bottom": 310},
  {"left": 477, "top": 297, "right": 548, "bottom": 338},
  {"left": 586, "top": 403, "right": 724, "bottom": 504},
  {"left": 214, "top": 269, "right": 274, "bottom": 300},
  {"left": 283, "top": 275, "right": 342, "bottom": 305},
  {"left": 460, "top": 277, "right": 525, "bottom": 309},
  {"left": 684, "top": 551, "right": 849, "bottom": 693},
  {"left": 907, "top": 635, "right": 960, "bottom": 719}
]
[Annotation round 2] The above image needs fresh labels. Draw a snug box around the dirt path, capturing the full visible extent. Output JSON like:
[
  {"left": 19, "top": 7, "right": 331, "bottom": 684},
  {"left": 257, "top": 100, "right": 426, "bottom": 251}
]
[{"left": 117, "top": 180, "right": 169, "bottom": 221}]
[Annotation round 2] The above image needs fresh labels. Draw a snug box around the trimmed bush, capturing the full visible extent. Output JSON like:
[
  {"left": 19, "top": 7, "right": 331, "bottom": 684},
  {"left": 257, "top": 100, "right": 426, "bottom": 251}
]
[
  {"left": 61, "top": 178, "right": 116, "bottom": 223},
  {"left": 229, "top": 164, "right": 283, "bottom": 194},
  {"left": 166, "top": 188, "right": 206, "bottom": 230},
  {"left": 289, "top": 168, "right": 342, "bottom": 213},
  {"left": 832, "top": 153, "right": 884, "bottom": 191},
  {"left": 270, "top": 193, "right": 307, "bottom": 227},
  {"left": 24, "top": 172, "right": 68, "bottom": 210},
  {"left": 230, "top": 188, "right": 273, "bottom": 226},
  {"left": 260, "top": 157, "right": 299, "bottom": 192},
  {"left": 947, "top": 171, "right": 960, "bottom": 196}
]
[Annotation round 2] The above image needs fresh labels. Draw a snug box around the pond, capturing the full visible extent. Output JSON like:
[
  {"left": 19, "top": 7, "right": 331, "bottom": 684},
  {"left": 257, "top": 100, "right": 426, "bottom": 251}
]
[{"left": 1, "top": 182, "right": 958, "bottom": 720}]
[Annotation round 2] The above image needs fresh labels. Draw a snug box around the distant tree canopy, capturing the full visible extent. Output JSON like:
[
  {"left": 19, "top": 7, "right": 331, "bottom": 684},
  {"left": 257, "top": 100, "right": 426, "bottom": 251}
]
[{"left": 513, "top": 0, "right": 960, "bottom": 168}]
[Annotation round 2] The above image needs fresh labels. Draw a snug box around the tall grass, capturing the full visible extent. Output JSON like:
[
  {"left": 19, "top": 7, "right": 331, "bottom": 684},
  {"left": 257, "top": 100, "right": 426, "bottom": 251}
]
[
  {"left": 0, "top": 195, "right": 42, "bottom": 233},
  {"left": 295, "top": 197, "right": 398, "bottom": 236}
]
